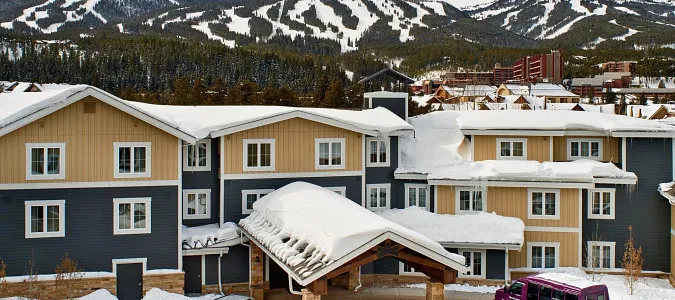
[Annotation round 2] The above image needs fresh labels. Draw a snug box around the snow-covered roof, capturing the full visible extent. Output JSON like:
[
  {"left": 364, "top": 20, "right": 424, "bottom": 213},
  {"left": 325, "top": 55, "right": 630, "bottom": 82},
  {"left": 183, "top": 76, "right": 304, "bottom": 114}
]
[
  {"left": 377, "top": 207, "right": 524, "bottom": 249},
  {"left": 579, "top": 104, "right": 615, "bottom": 114},
  {"left": 534, "top": 273, "right": 602, "bottom": 289},
  {"left": 238, "top": 182, "right": 468, "bottom": 286},
  {"left": 457, "top": 110, "right": 675, "bottom": 136},
  {"left": 503, "top": 83, "right": 578, "bottom": 98},
  {"left": 462, "top": 85, "right": 497, "bottom": 96},
  {"left": 182, "top": 222, "right": 241, "bottom": 250},
  {"left": 411, "top": 94, "right": 440, "bottom": 106},
  {"left": 658, "top": 182, "right": 675, "bottom": 205},
  {"left": 571, "top": 78, "right": 606, "bottom": 87}
]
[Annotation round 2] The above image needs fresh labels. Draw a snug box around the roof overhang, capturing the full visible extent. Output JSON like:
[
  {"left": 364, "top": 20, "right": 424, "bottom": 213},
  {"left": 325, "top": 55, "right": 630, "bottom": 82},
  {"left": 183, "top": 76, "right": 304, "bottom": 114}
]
[
  {"left": 394, "top": 173, "right": 428, "bottom": 180},
  {"left": 182, "top": 246, "right": 230, "bottom": 256},
  {"left": 611, "top": 131, "right": 675, "bottom": 138},
  {"left": 428, "top": 180, "right": 594, "bottom": 189},
  {"left": 461, "top": 129, "right": 675, "bottom": 138},
  {"left": 438, "top": 242, "right": 522, "bottom": 251},
  {"left": 240, "top": 227, "right": 469, "bottom": 286},
  {"left": 0, "top": 87, "right": 197, "bottom": 143}
]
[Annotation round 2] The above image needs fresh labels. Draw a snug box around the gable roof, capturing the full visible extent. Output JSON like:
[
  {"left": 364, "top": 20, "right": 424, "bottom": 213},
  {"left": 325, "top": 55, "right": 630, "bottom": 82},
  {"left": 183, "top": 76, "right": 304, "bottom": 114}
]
[{"left": 357, "top": 68, "right": 415, "bottom": 84}]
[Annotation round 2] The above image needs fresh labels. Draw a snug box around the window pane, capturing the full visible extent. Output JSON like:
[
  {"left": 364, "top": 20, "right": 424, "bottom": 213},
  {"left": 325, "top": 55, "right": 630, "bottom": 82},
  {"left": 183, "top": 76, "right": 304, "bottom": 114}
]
[
  {"left": 187, "top": 194, "right": 196, "bottom": 215},
  {"left": 379, "top": 188, "right": 387, "bottom": 207},
  {"left": 591, "top": 245, "right": 601, "bottom": 268},
  {"left": 187, "top": 144, "right": 196, "bottom": 167},
  {"left": 369, "top": 141, "right": 378, "bottom": 163},
  {"left": 133, "top": 147, "right": 146, "bottom": 173},
  {"left": 331, "top": 142, "right": 342, "bottom": 166},
  {"left": 31, "top": 148, "right": 45, "bottom": 175},
  {"left": 591, "top": 142, "right": 599, "bottom": 157},
  {"left": 247, "top": 144, "right": 258, "bottom": 167},
  {"left": 118, "top": 147, "right": 131, "bottom": 173},
  {"left": 462, "top": 252, "right": 471, "bottom": 268},
  {"left": 319, "top": 143, "right": 329, "bottom": 166},
  {"left": 134, "top": 203, "right": 146, "bottom": 229},
  {"left": 119, "top": 203, "right": 131, "bottom": 229},
  {"left": 531, "top": 246, "right": 542, "bottom": 268},
  {"left": 592, "top": 192, "right": 601, "bottom": 214},
  {"left": 539, "top": 286, "right": 552, "bottom": 299},
  {"left": 500, "top": 142, "right": 511, "bottom": 156},
  {"left": 602, "top": 246, "right": 611, "bottom": 268},
  {"left": 379, "top": 141, "right": 387, "bottom": 163},
  {"left": 532, "top": 193, "right": 543, "bottom": 215},
  {"left": 513, "top": 142, "right": 524, "bottom": 157},
  {"left": 247, "top": 194, "right": 257, "bottom": 210},
  {"left": 527, "top": 283, "right": 539, "bottom": 299},
  {"left": 31, "top": 206, "right": 43, "bottom": 233},
  {"left": 581, "top": 142, "right": 590, "bottom": 157},
  {"left": 260, "top": 143, "right": 271, "bottom": 167},
  {"left": 46, "top": 205, "right": 59, "bottom": 232},
  {"left": 198, "top": 143, "right": 208, "bottom": 167},
  {"left": 602, "top": 192, "right": 611, "bottom": 215},
  {"left": 408, "top": 188, "right": 417, "bottom": 207},
  {"left": 47, "top": 148, "right": 60, "bottom": 174},
  {"left": 460, "top": 191, "right": 471, "bottom": 211},
  {"left": 473, "top": 252, "right": 482, "bottom": 275},
  {"left": 552, "top": 290, "right": 565, "bottom": 300},
  {"left": 473, "top": 191, "right": 483, "bottom": 211},
  {"left": 419, "top": 189, "right": 426, "bottom": 208},
  {"left": 545, "top": 247, "right": 556, "bottom": 268},
  {"left": 571, "top": 142, "right": 579, "bottom": 157},
  {"left": 369, "top": 188, "right": 377, "bottom": 208},
  {"left": 198, "top": 194, "right": 207, "bottom": 214},
  {"left": 545, "top": 193, "right": 556, "bottom": 216}
]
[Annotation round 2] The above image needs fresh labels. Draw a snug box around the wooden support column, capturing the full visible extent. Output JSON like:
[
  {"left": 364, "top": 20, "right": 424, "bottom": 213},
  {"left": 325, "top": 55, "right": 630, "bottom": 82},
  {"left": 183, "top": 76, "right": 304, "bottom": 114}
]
[
  {"left": 346, "top": 268, "right": 360, "bottom": 291},
  {"left": 250, "top": 243, "right": 265, "bottom": 300},
  {"left": 426, "top": 281, "right": 444, "bottom": 300},
  {"left": 301, "top": 289, "right": 322, "bottom": 300}
]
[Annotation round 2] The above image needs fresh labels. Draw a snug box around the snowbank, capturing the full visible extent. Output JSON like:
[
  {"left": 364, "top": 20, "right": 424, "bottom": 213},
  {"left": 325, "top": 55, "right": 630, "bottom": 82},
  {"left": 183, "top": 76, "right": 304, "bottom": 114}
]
[
  {"left": 377, "top": 207, "right": 524, "bottom": 247},
  {"left": 143, "top": 288, "right": 248, "bottom": 300},
  {"left": 239, "top": 182, "right": 466, "bottom": 284},
  {"left": 182, "top": 222, "right": 240, "bottom": 249},
  {"left": 3, "top": 271, "right": 114, "bottom": 283},
  {"left": 406, "top": 282, "right": 499, "bottom": 294},
  {"left": 77, "top": 289, "right": 118, "bottom": 300}
]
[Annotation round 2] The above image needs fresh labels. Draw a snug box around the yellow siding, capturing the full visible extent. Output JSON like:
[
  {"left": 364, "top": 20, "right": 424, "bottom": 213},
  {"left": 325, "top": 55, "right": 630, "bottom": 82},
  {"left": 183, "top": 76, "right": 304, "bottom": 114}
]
[
  {"left": 221, "top": 118, "right": 362, "bottom": 174},
  {"left": 473, "top": 136, "right": 550, "bottom": 162},
  {"left": 671, "top": 234, "right": 675, "bottom": 274},
  {"left": 436, "top": 186, "right": 455, "bottom": 214},
  {"left": 552, "top": 136, "right": 619, "bottom": 163},
  {"left": 487, "top": 187, "right": 579, "bottom": 227},
  {"left": 0, "top": 97, "right": 179, "bottom": 183},
  {"left": 509, "top": 232, "right": 579, "bottom": 268},
  {"left": 671, "top": 206, "right": 675, "bottom": 231}
]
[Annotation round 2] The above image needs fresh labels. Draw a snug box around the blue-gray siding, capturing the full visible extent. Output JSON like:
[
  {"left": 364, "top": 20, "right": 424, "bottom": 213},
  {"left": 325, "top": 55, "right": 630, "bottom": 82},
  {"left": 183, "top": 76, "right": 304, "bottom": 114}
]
[
  {"left": 582, "top": 137, "right": 672, "bottom": 272},
  {"left": 182, "top": 138, "right": 220, "bottom": 226},
  {"left": 370, "top": 97, "right": 407, "bottom": 121},
  {"left": 204, "top": 245, "right": 249, "bottom": 284},
  {"left": 486, "top": 250, "right": 505, "bottom": 280},
  {"left": 0, "top": 186, "right": 178, "bottom": 276},
  {"left": 222, "top": 176, "right": 362, "bottom": 223}
]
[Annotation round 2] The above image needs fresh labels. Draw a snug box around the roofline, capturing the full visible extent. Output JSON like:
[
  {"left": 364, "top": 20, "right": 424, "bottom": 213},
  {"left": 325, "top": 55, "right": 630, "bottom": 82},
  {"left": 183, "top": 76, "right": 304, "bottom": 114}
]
[
  {"left": 428, "top": 180, "right": 594, "bottom": 188},
  {"left": 240, "top": 228, "right": 469, "bottom": 286},
  {"left": 0, "top": 87, "right": 198, "bottom": 143},
  {"left": 394, "top": 173, "right": 428, "bottom": 180},
  {"left": 438, "top": 242, "right": 522, "bottom": 251},
  {"left": 461, "top": 129, "right": 675, "bottom": 137}
]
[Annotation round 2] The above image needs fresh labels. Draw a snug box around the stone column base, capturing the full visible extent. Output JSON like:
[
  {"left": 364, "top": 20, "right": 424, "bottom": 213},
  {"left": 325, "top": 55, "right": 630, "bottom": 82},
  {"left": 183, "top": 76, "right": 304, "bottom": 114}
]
[
  {"left": 347, "top": 268, "right": 360, "bottom": 290},
  {"left": 426, "top": 281, "right": 444, "bottom": 300},
  {"left": 301, "top": 288, "right": 321, "bottom": 300}
]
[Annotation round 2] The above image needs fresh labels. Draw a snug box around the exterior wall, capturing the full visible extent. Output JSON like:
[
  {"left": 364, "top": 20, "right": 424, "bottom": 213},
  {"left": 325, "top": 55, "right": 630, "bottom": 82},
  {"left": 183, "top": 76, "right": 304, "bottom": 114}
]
[
  {"left": 487, "top": 187, "right": 579, "bottom": 228},
  {"left": 0, "top": 275, "right": 116, "bottom": 299},
  {"left": 0, "top": 186, "right": 179, "bottom": 276},
  {"left": 182, "top": 138, "right": 220, "bottom": 226},
  {"left": 221, "top": 118, "right": 362, "bottom": 174},
  {"left": 552, "top": 136, "right": 619, "bottom": 163},
  {"left": 473, "top": 135, "right": 550, "bottom": 162},
  {"left": 486, "top": 250, "right": 506, "bottom": 280},
  {"left": 0, "top": 97, "right": 179, "bottom": 184},
  {"left": 509, "top": 232, "right": 579, "bottom": 268},
  {"left": 371, "top": 97, "right": 407, "bottom": 120},
  {"left": 204, "top": 245, "right": 249, "bottom": 284},
  {"left": 436, "top": 186, "right": 455, "bottom": 214},
  {"left": 222, "top": 176, "right": 362, "bottom": 223}
]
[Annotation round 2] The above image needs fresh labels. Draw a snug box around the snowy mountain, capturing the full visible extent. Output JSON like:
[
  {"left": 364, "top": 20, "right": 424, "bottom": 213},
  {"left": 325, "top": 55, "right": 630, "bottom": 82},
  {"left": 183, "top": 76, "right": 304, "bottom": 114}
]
[{"left": 1, "top": 0, "right": 675, "bottom": 50}]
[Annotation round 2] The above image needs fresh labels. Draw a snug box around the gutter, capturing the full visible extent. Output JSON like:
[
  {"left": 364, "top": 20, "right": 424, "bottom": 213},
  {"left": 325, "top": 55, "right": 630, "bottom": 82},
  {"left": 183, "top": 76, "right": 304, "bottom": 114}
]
[{"left": 438, "top": 242, "right": 522, "bottom": 251}]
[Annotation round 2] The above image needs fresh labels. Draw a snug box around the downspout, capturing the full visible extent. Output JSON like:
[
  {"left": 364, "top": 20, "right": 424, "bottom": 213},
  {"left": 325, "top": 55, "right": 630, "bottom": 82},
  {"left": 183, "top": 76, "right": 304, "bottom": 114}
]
[
  {"left": 354, "top": 266, "right": 362, "bottom": 292},
  {"left": 240, "top": 231, "right": 252, "bottom": 293},
  {"left": 218, "top": 250, "right": 224, "bottom": 294},
  {"left": 288, "top": 275, "right": 302, "bottom": 295},
  {"left": 504, "top": 247, "right": 510, "bottom": 285}
]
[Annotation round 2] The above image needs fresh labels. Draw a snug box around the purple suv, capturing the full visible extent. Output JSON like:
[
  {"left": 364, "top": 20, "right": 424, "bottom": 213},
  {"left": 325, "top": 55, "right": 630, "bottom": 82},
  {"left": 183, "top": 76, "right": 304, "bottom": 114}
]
[{"left": 495, "top": 273, "right": 610, "bottom": 300}]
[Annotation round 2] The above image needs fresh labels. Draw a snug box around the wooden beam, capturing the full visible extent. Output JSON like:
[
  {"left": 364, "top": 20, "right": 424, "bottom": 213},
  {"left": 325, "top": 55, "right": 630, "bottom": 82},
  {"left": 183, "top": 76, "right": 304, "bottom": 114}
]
[
  {"left": 325, "top": 250, "right": 379, "bottom": 279},
  {"left": 307, "top": 277, "right": 328, "bottom": 295},
  {"left": 397, "top": 249, "right": 445, "bottom": 270}
]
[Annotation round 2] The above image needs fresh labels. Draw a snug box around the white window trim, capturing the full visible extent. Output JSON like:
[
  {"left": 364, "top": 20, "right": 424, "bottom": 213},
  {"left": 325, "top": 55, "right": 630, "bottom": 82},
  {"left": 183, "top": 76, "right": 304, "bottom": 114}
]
[
  {"left": 113, "top": 197, "right": 151, "bottom": 235},
  {"left": 326, "top": 186, "right": 347, "bottom": 196},
  {"left": 112, "top": 258, "right": 147, "bottom": 275},
  {"left": 405, "top": 184, "right": 430, "bottom": 211},
  {"left": 398, "top": 262, "right": 426, "bottom": 276},
  {"left": 366, "top": 183, "right": 391, "bottom": 211},
  {"left": 183, "top": 140, "right": 211, "bottom": 172},
  {"left": 315, "top": 138, "right": 346, "bottom": 170},
  {"left": 496, "top": 138, "right": 527, "bottom": 160},
  {"left": 455, "top": 187, "right": 487, "bottom": 214},
  {"left": 366, "top": 137, "right": 390, "bottom": 167},
  {"left": 242, "top": 139, "right": 276, "bottom": 172},
  {"left": 587, "top": 188, "right": 615, "bottom": 220},
  {"left": 587, "top": 241, "right": 616, "bottom": 269},
  {"left": 458, "top": 249, "right": 486, "bottom": 279},
  {"left": 25, "top": 143, "right": 66, "bottom": 180},
  {"left": 527, "top": 188, "right": 560, "bottom": 220},
  {"left": 113, "top": 142, "right": 152, "bottom": 178},
  {"left": 527, "top": 242, "right": 560, "bottom": 269},
  {"left": 567, "top": 138, "right": 603, "bottom": 161},
  {"left": 24, "top": 200, "right": 66, "bottom": 239},
  {"left": 182, "top": 189, "right": 211, "bottom": 220},
  {"left": 241, "top": 189, "right": 275, "bottom": 214}
]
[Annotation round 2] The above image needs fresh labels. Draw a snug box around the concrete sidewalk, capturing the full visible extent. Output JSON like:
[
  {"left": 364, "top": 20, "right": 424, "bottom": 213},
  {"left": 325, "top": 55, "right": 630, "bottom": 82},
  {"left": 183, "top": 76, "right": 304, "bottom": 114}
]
[{"left": 264, "top": 287, "right": 495, "bottom": 300}]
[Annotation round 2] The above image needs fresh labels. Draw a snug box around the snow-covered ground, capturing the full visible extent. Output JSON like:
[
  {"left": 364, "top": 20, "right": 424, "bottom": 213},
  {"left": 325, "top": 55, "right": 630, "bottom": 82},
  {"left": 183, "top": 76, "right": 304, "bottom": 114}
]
[{"left": 0, "top": 288, "right": 249, "bottom": 300}]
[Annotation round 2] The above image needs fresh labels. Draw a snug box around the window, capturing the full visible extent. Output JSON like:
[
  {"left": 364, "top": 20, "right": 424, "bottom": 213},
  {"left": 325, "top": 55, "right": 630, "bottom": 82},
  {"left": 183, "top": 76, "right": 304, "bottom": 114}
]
[
  {"left": 496, "top": 138, "right": 526, "bottom": 160},
  {"left": 588, "top": 189, "right": 615, "bottom": 219},
  {"left": 399, "top": 262, "right": 425, "bottom": 276},
  {"left": 529, "top": 243, "right": 559, "bottom": 269},
  {"left": 113, "top": 198, "right": 151, "bottom": 235},
  {"left": 183, "top": 189, "right": 210, "bottom": 220},
  {"left": 459, "top": 250, "right": 485, "bottom": 279},
  {"left": 25, "top": 143, "right": 66, "bottom": 180},
  {"left": 184, "top": 140, "right": 211, "bottom": 171},
  {"left": 455, "top": 188, "right": 485, "bottom": 214},
  {"left": 366, "top": 137, "right": 389, "bottom": 167},
  {"left": 326, "top": 186, "right": 347, "bottom": 196},
  {"left": 567, "top": 139, "right": 602, "bottom": 160},
  {"left": 508, "top": 281, "right": 525, "bottom": 296},
  {"left": 242, "top": 189, "right": 274, "bottom": 214},
  {"left": 405, "top": 184, "right": 429, "bottom": 210},
  {"left": 366, "top": 184, "right": 390, "bottom": 211},
  {"left": 528, "top": 189, "right": 559, "bottom": 219},
  {"left": 587, "top": 241, "right": 615, "bottom": 269},
  {"left": 243, "top": 139, "right": 275, "bottom": 171},
  {"left": 24, "top": 200, "right": 65, "bottom": 238},
  {"left": 315, "top": 138, "right": 345, "bottom": 169},
  {"left": 114, "top": 142, "right": 151, "bottom": 178},
  {"left": 526, "top": 283, "right": 540, "bottom": 300}
]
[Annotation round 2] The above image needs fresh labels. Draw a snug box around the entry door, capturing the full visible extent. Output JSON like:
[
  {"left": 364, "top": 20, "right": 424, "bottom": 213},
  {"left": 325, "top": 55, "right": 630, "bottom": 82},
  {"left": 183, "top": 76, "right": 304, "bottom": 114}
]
[
  {"left": 183, "top": 256, "right": 202, "bottom": 294},
  {"left": 117, "top": 263, "right": 143, "bottom": 300}
]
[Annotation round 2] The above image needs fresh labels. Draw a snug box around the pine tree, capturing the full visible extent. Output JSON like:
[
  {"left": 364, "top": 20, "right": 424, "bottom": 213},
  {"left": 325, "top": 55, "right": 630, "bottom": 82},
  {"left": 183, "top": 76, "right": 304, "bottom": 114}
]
[
  {"left": 325, "top": 78, "right": 346, "bottom": 108},
  {"left": 172, "top": 77, "right": 190, "bottom": 105},
  {"left": 191, "top": 78, "right": 207, "bottom": 105}
]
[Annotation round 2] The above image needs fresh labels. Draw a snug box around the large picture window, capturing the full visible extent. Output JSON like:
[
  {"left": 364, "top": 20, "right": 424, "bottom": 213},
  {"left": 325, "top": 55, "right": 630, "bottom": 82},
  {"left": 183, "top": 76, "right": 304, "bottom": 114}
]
[
  {"left": 26, "top": 143, "right": 66, "bottom": 180},
  {"left": 114, "top": 142, "right": 151, "bottom": 178}
]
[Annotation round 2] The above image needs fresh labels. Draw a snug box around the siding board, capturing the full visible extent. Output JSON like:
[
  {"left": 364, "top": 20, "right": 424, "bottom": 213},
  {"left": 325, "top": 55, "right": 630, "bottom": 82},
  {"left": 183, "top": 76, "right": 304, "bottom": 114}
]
[
  {"left": 553, "top": 136, "right": 619, "bottom": 163},
  {"left": 509, "top": 232, "right": 579, "bottom": 268},
  {"left": 473, "top": 136, "right": 550, "bottom": 162},
  {"left": 487, "top": 187, "right": 579, "bottom": 227}
]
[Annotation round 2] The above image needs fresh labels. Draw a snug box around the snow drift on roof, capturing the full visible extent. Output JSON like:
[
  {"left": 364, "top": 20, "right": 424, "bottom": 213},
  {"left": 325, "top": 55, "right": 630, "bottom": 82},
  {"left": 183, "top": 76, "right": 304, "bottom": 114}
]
[
  {"left": 377, "top": 207, "right": 524, "bottom": 247},
  {"left": 182, "top": 222, "right": 240, "bottom": 250},
  {"left": 0, "top": 85, "right": 89, "bottom": 129},
  {"left": 238, "top": 182, "right": 465, "bottom": 282},
  {"left": 658, "top": 182, "right": 675, "bottom": 205}
]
